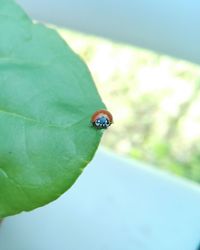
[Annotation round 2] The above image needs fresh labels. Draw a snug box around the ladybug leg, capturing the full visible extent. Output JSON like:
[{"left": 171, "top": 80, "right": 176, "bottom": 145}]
[{"left": 88, "top": 122, "right": 94, "bottom": 128}]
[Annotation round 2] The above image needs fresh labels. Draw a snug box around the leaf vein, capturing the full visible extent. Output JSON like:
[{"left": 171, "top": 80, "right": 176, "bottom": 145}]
[{"left": 0, "top": 109, "right": 89, "bottom": 129}]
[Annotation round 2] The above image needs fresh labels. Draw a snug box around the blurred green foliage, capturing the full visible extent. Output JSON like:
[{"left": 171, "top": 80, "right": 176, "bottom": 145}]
[{"left": 57, "top": 27, "right": 200, "bottom": 182}]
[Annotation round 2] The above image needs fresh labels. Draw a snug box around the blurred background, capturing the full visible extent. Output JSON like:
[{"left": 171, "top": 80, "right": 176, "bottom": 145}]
[
  {"left": 16, "top": 0, "right": 200, "bottom": 183},
  {"left": 56, "top": 28, "right": 200, "bottom": 183}
]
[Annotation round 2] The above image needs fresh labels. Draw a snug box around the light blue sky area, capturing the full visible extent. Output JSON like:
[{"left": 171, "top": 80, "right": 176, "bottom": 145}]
[{"left": 17, "top": 0, "right": 200, "bottom": 64}]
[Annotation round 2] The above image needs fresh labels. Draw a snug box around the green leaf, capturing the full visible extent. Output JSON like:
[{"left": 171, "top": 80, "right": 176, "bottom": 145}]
[{"left": 0, "top": 0, "right": 105, "bottom": 218}]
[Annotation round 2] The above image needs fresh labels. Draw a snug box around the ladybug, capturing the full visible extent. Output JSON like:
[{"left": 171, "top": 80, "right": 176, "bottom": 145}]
[{"left": 91, "top": 109, "right": 113, "bottom": 129}]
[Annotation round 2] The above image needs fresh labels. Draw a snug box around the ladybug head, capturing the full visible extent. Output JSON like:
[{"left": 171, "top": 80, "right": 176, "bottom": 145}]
[
  {"left": 94, "top": 116, "right": 110, "bottom": 129},
  {"left": 91, "top": 110, "right": 113, "bottom": 130}
]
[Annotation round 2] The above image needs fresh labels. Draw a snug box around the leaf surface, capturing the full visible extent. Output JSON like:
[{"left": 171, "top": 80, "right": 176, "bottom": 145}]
[{"left": 0, "top": 0, "right": 105, "bottom": 217}]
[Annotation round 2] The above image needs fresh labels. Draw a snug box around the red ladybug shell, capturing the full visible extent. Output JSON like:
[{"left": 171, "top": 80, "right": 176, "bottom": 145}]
[{"left": 91, "top": 110, "right": 113, "bottom": 123}]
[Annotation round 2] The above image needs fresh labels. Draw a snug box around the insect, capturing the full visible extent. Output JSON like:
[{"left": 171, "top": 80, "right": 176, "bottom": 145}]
[{"left": 91, "top": 109, "right": 113, "bottom": 129}]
